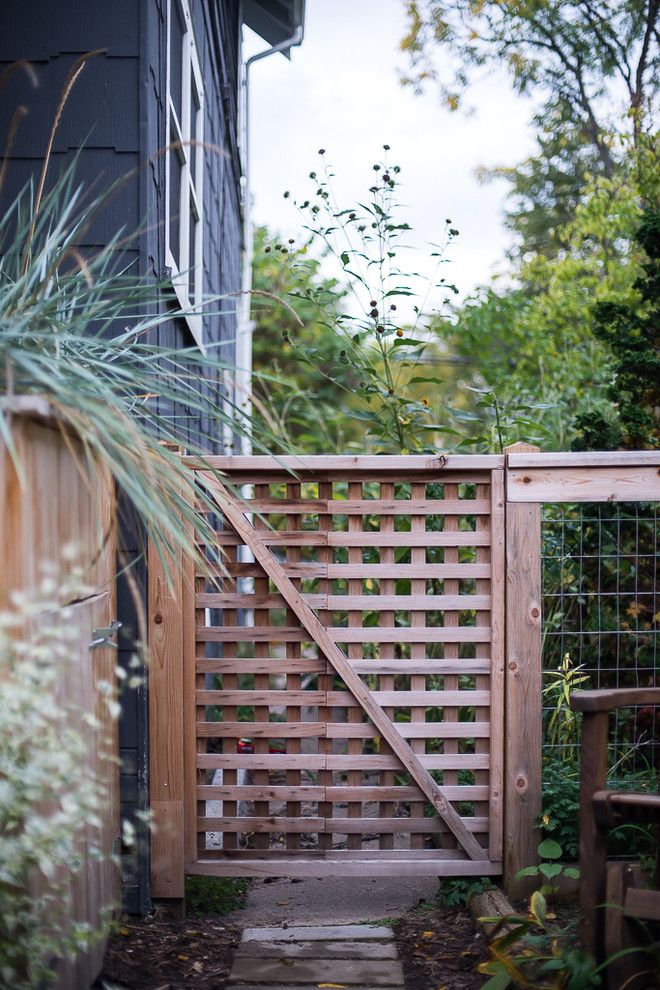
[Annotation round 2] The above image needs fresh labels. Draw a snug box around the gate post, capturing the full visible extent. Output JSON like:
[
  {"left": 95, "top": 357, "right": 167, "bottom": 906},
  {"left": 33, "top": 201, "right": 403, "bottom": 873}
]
[
  {"left": 147, "top": 454, "right": 195, "bottom": 917},
  {"left": 503, "top": 442, "right": 542, "bottom": 897}
]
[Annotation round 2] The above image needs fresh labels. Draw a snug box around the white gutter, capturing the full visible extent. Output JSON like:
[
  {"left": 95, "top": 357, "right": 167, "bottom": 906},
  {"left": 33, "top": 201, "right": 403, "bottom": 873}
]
[{"left": 234, "top": 20, "right": 304, "bottom": 455}]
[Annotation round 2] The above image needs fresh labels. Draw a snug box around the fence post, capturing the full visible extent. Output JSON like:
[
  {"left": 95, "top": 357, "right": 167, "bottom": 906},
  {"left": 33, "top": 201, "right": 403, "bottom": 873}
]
[
  {"left": 503, "top": 442, "right": 543, "bottom": 897},
  {"left": 148, "top": 533, "right": 186, "bottom": 913}
]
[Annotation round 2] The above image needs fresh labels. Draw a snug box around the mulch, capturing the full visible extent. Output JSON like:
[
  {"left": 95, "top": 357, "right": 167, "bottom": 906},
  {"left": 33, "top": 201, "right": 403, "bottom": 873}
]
[
  {"left": 393, "top": 903, "right": 489, "bottom": 990},
  {"left": 99, "top": 915, "right": 242, "bottom": 990}
]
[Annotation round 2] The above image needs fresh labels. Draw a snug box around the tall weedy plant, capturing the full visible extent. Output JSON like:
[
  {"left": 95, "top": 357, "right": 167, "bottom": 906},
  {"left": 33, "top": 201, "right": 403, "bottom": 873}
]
[{"left": 263, "top": 147, "right": 460, "bottom": 453}]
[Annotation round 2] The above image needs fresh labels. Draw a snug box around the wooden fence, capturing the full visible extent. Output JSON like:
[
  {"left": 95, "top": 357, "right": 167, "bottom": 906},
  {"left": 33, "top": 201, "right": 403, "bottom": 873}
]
[
  {"left": 0, "top": 399, "right": 119, "bottom": 990},
  {"left": 148, "top": 446, "right": 660, "bottom": 905}
]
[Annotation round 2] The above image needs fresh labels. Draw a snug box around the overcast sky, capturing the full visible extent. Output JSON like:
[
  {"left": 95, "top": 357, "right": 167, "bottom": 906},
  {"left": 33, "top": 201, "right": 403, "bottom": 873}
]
[{"left": 245, "top": 0, "right": 538, "bottom": 305}]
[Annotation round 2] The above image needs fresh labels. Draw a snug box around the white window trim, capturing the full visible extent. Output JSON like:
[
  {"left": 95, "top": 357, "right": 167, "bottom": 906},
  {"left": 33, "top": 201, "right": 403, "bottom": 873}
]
[{"left": 165, "top": 0, "right": 205, "bottom": 351}]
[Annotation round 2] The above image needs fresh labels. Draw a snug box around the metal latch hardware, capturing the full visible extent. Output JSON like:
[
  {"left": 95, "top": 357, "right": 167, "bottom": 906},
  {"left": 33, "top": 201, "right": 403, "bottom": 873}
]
[{"left": 89, "top": 620, "right": 122, "bottom": 650}]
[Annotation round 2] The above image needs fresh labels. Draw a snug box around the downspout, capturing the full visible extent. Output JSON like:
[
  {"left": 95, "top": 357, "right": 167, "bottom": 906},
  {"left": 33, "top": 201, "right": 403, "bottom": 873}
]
[{"left": 234, "top": 22, "right": 304, "bottom": 455}]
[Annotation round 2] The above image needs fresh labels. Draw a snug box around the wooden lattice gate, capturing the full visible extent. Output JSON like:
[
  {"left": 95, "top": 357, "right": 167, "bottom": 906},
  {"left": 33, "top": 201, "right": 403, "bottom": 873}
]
[{"left": 149, "top": 455, "right": 505, "bottom": 883}]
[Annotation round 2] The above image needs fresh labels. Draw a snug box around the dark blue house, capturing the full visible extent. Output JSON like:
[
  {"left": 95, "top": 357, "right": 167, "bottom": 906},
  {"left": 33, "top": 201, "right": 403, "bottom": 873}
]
[{"left": 0, "top": 0, "right": 304, "bottom": 912}]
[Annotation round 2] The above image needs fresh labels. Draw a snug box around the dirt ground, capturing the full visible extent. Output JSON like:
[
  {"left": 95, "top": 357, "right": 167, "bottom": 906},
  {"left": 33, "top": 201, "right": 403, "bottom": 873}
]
[
  {"left": 100, "top": 901, "right": 490, "bottom": 989},
  {"left": 393, "top": 904, "right": 489, "bottom": 990},
  {"left": 100, "top": 916, "right": 242, "bottom": 990}
]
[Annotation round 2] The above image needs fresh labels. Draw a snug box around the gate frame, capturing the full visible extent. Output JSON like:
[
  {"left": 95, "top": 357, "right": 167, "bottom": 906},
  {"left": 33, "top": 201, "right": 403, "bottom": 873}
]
[{"left": 147, "top": 447, "right": 660, "bottom": 907}]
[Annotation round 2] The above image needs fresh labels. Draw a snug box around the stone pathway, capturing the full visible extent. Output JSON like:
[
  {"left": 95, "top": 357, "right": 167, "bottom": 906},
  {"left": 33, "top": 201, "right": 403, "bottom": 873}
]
[{"left": 227, "top": 924, "right": 405, "bottom": 989}]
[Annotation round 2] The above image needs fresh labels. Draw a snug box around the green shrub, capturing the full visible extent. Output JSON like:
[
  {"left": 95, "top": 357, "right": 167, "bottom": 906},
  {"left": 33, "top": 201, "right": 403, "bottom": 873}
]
[
  {"left": 185, "top": 876, "right": 250, "bottom": 916},
  {"left": 436, "top": 876, "right": 494, "bottom": 909}
]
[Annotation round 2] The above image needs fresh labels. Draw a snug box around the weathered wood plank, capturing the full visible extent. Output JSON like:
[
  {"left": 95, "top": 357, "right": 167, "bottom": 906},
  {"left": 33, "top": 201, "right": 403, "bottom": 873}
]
[
  {"left": 187, "top": 857, "right": 501, "bottom": 877},
  {"left": 488, "top": 468, "right": 505, "bottom": 862},
  {"left": 207, "top": 562, "right": 491, "bottom": 579},
  {"left": 504, "top": 445, "right": 542, "bottom": 898},
  {"left": 199, "top": 753, "right": 490, "bottom": 773},
  {"left": 244, "top": 498, "right": 492, "bottom": 516},
  {"left": 507, "top": 466, "right": 660, "bottom": 503},
  {"left": 197, "top": 784, "right": 490, "bottom": 802},
  {"left": 187, "top": 454, "right": 504, "bottom": 471},
  {"left": 203, "top": 530, "right": 492, "bottom": 547},
  {"left": 194, "top": 657, "right": 491, "bottom": 675},
  {"left": 198, "top": 816, "right": 489, "bottom": 833},
  {"left": 148, "top": 539, "right": 185, "bottom": 899},
  {"left": 196, "top": 625, "right": 491, "bottom": 643},
  {"left": 195, "top": 593, "right": 492, "bottom": 610},
  {"left": 507, "top": 451, "right": 660, "bottom": 468},
  {"left": 196, "top": 689, "right": 491, "bottom": 707},
  {"left": 197, "top": 720, "right": 491, "bottom": 739}
]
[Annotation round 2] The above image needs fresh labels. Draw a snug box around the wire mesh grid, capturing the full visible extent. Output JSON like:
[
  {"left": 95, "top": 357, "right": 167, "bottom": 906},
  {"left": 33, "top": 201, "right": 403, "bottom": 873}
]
[{"left": 542, "top": 500, "right": 659, "bottom": 778}]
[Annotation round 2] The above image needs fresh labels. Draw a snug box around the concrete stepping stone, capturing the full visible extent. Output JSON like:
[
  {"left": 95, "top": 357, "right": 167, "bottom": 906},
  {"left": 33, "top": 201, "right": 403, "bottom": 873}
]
[
  {"left": 228, "top": 924, "right": 404, "bottom": 989},
  {"left": 242, "top": 925, "right": 394, "bottom": 942},
  {"left": 238, "top": 939, "right": 399, "bottom": 960}
]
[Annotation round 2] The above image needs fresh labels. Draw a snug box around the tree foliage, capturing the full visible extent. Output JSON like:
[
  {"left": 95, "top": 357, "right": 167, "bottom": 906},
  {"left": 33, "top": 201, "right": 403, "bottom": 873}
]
[
  {"left": 444, "top": 133, "right": 658, "bottom": 449},
  {"left": 401, "top": 0, "right": 659, "bottom": 168},
  {"left": 573, "top": 205, "right": 659, "bottom": 448}
]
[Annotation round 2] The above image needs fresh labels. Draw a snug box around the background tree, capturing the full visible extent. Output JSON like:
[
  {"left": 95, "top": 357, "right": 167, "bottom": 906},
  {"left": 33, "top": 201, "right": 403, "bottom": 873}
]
[
  {"left": 401, "top": 0, "right": 658, "bottom": 163},
  {"left": 442, "top": 134, "right": 658, "bottom": 449},
  {"left": 401, "top": 0, "right": 658, "bottom": 257}
]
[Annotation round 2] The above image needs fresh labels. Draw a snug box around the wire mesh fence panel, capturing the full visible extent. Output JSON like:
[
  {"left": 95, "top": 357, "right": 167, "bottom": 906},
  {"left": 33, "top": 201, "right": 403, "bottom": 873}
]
[{"left": 541, "top": 501, "right": 659, "bottom": 815}]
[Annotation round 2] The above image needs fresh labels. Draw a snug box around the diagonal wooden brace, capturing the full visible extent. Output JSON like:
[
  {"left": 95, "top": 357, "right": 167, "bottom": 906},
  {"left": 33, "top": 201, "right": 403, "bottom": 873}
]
[{"left": 202, "top": 472, "right": 485, "bottom": 861}]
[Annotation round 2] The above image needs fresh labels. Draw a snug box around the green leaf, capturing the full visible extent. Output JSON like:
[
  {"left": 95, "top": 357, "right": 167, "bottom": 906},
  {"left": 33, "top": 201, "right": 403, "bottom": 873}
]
[
  {"left": 391, "top": 337, "right": 427, "bottom": 348},
  {"left": 539, "top": 862, "right": 563, "bottom": 879},
  {"left": 538, "top": 838, "right": 563, "bottom": 859},
  {"left": 530, "top": 890, "right": 547, "bottom": 925},
  {"left": 479, "top": 968, "right": 512, "bottom": 990},
  {"left": 564, "top": 867, "right": 580, "bottom": 879},
  {"left": 515, "top": 865, "right": 539, "bottom": 878}
]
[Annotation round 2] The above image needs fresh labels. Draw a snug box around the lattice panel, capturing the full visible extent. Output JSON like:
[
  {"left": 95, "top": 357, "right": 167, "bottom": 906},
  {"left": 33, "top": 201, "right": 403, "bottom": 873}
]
[{"left": 191, "top": 458, "right": 504, "bottom": 874}]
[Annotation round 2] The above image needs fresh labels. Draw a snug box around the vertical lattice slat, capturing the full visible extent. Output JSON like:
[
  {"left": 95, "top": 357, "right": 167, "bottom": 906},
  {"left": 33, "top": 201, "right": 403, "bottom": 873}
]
[
  {"left": 217, "top": 544, "right": 237, "bottom": 852},
  {"left": 285, "top": 480, "right": 302, "bottom": 852},
  {"left": 378, "top": 482, "right": 395, "bottom": 850},
  {"left": 409, "top": 481, "right": 427, "bottom": 850},
  {"left": 252, "top": 484, "right": 270, "bottom": 851},
  {"left": 317, "top": 480, "right": 333, "bottom": 852},
  {"left": 441, "top": 481, "right": 459, "bottom": 851},
  {"left": 475, "top": 479, "right": 491, "bottom": 849},
  {"left": 347, "top": 480, "right": 364, "bottom": 850}
]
